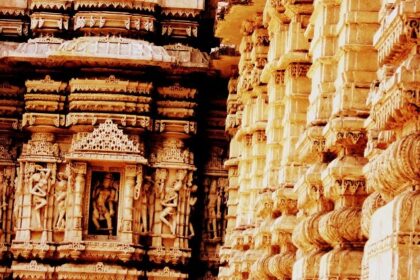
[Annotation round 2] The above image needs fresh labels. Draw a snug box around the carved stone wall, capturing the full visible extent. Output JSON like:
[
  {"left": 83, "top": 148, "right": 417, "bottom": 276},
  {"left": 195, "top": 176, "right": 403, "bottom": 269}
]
[
  {"left": 218, "top": 0, "right": 419, "bottom": 280},
  {"left": 0, "top": 0, "right": 230, "bottom": 278},
  {"left": 0, "top": 0, "right": 419, "bottom": 279}
]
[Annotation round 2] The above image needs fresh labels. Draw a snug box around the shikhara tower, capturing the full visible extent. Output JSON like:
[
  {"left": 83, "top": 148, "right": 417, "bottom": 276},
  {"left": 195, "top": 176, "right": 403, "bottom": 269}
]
[{"left": 0, "top": 0, "right": 419, "bottom": 280}]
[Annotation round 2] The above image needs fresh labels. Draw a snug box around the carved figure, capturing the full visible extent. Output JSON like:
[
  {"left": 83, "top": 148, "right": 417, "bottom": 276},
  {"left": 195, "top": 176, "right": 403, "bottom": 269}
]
[
  {"left": 29, "top": 166, "right": 51, "bottom": 229},
  {"left": 54, "top": 173, "right": 68, "bottom": 229},
  {"left": 207, "top": 179, "right": 220, "bottom": 239},
  {"left": 92, "top": 173, "right": 117, "bottom": 235},
  {"left": 159, "top": 169, "right": 186, "bottom": 235},
  {"left": 160, "top": 186, "right": 178, "bottom": 235},
  {"left": 140, "top": 176, "right": 153, "bottom": 233},
  {"left": 188, "top": 184, "right": 198, "bottom": 238}
]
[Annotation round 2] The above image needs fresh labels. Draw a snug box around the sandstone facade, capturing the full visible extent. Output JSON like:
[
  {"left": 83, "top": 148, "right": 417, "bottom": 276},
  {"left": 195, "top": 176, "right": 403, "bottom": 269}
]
[
  {"left": 0, "top": 0, "right": 418, "bottom": 279},
  {"left": 218, "top": 0, "right": 419, "bottom": 279},
  {"left": 0, "top": 0, "right": 229, "bottom": 279}
]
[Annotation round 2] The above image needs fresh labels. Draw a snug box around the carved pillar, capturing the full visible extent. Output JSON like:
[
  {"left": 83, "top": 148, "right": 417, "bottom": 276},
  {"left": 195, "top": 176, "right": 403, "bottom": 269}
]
[
  {"left": 69, "top": 162, "right": 86, "bottom": 242},
  {"left": 249, "top": 192, "right": 274, "bottom": 280},
  {"left": 148, "top": 131, "right": 197, "bottom": 268},
  {"left": 268, "top": 189, "right": 298, "bottom": 280},
  {"left": 11, "top": 132, "right": 60, "bottom": 263},
  {"left": 291, "top": 0, "right": 339, "bottom": 278},
  {"left": 218, "top": 139, "right": 240, "bottom": 279},
  {"left": 316, "top": 0, "right": 380, "bottom": 278},
  {"left": 121, "top": 165, "right": 137, "bottom": 242},
  {"left": 318, "top": 154, "right": 367, "bottom": 279},
  {"left": 13, "top": 162, "right": 25, "bottom": 242},
  {"left": 292, "top": 163, "right": 333, "bottom": 280}
]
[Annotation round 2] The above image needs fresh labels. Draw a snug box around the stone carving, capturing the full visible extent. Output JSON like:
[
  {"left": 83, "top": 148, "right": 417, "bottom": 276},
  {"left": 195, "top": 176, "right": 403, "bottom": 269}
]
[
  {"left": 29, "top": 165, "right": 51, "bottom": 229},
  {"left": 159, "top": 169, "right": 187, "bottom": 235},
  {"left": 22, "top": 133, "right": 60, "bottom": 158},
  {"left": 73, "top": 119, "right": 140, "bottom": 154},
  {"left": 187, "top": 184, "right": 198, "bottom": 238},
  {"left": 0, "top": 168, "right": 13, "bottom": 233},
  {"left": 150, "top": 139, "right": 194, "bottom": 166},
  {"left": 91, "top": 173, "right": 118, "bottom": 235},
  {"left": 207, "top": 179, "right": 222, "bottom": 240},
  {"left": 1, "top": 0, "right": 418, "bottom": 278},
  {"left": 139, "top": 176, "right": 152, "bottom": 233},
  {"left": 53, "top": 172, "right": 68, "bottom": 230}
]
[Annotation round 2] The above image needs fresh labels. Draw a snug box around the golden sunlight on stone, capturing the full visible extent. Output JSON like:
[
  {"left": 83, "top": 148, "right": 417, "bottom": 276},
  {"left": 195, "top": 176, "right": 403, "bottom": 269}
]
[{"left": 0, "top": 0, "right": 418, "bottom": 279}]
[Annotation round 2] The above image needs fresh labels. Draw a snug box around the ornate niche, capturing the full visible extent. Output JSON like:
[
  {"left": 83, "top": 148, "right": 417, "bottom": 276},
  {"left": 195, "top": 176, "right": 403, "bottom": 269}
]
[
  {"left": 61, "top": 119, "right": 147, "bottom": 265},
  {"left": 147, "top": 137, "right": 198, "bottom": 267},
  {"left": 12, "top": 133, "right": 61, "bottom": 244},
  {"left": 86, "top": 170, "right": 120, "bottom": 237}
]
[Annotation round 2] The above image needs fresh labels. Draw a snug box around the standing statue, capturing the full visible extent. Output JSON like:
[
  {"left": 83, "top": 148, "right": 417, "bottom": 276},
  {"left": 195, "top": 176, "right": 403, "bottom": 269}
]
[
  {"left": 29, "top": 166, "right": 51, "bottom": 229},
  {"left": 54, "top": 172, "right": 68, "bottom": 229},
  {"left": 188, "top": 184, "right": 198, "bottom": 238},
  {"left": 140, "top": 176, "right": 153, "bottom": 233},
  {"left": 207, "top": 179, "right": 220, "bottom": 239},
  {"left": 92, "top": 173, "right": 117, "bottom": 235},
  {"left": 159, "top": 169, "right": 187, "bottom": 235}
]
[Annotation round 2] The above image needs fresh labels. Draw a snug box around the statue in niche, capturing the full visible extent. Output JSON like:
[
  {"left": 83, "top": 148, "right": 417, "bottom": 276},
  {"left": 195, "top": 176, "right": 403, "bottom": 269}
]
[
  {"left": 159, "top": 169, "right": 187, "bottom": 235},
  {"left": 91, "top": 172, "right": 118, "bottom": 236},
  {"left": 207, "top": 179, "right": 221, "bottom": 239},
  {"left": 188, "top": 184, "right": 198, "bottom": 238},
  {"left": 29, "top": 165, "right": 51, "bottom": 229},
  {"left": 54, "top": 172, "right": 68, "bottom": 229},
  {"left": 140, "top": 176, "right": 153, "bottom": 233}
]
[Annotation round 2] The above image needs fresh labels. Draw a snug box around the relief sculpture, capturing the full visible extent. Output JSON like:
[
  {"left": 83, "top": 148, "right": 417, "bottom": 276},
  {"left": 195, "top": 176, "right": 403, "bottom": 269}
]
[
  {"left": 29, "top": 165, "right": 51, "bottom": 230},
  {"left": 159, "top": 170, "right": 187, "bottom": 235},
  {"left": 54, "top": 172, "right": 68, "bottom": 230},
  {"left": 90, "top": 172, "right": 119, "bottom": 236}
]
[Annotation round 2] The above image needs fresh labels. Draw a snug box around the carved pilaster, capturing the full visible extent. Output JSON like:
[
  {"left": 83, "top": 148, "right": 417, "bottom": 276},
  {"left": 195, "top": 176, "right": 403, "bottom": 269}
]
[
  {"left": 119, "top": 165, "right": 136, "bottom": 242},
  {"left": 69, "top": 162, "right": 86, "bottom": 242}
]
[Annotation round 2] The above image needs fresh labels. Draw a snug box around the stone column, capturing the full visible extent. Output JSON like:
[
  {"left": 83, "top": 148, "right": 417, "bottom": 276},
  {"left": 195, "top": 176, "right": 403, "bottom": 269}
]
[
  {"left": 120, "top": 165, "right": 136, "bottom": 242},
  {"left": 70, "top": 162, "right": 86, "bottom": 241},
  {"left": 361, "top": 1, "right": 420, "bottom": 278},
  {"left": 267, "top": 189, "right": 298, "bottom": 280},
  {"left": 317, "top": 0, "right": 380, "bottom": 278},
  {"left": 291, "top": 0, "right": 339, "bottom": 278},
  {"left": 14, "top": 162, "right": 27, "bottom": 242}
]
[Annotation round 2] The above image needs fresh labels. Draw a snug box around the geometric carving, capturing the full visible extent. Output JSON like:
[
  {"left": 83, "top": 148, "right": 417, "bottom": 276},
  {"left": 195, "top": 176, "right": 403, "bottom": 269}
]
[
  {"left": 68, "top": 119, "right": 147, "bottom": 163},
  {"left": 73, "top": 119, "right": 139, "bottom": 154}
]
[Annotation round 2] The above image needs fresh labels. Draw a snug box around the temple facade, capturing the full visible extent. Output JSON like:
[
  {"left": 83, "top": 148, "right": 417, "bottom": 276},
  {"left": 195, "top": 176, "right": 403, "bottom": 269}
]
[
  {"left": 217, "top": 0, "right": 419, "bottom": 279},
  {"left": 0, "top": 0, "right": 231, "bottom": 279},
  {"left": 0, "top": 0, "right": 418, "bottom": 280}
]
